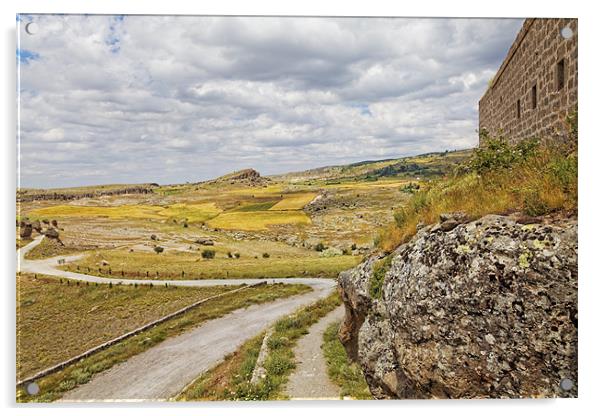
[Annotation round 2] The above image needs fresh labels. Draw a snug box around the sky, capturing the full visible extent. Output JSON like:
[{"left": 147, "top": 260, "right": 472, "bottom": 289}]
[{"left": 17, "top": 15, "right": 523, "bottom": 188}]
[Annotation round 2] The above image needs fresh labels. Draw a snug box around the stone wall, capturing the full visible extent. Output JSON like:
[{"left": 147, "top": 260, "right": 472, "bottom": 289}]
[{"left": 479, "top": 18, "right": 577, "bottom": 144}]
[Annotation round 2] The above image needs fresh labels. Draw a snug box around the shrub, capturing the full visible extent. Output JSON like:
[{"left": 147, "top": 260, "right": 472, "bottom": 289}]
[
  {"left": 227, "top": 251, "right": 233, "bottom": 258},
  {"left": 468, "top": 130, "right": 539, "bottom": 174},
  {"left": 314, "top": 242, "right": 326, "bottom": 252},
  {"left": 201, "top": 249, "right": 215, "bottom": 259},
  {"left": 234, "top": 252, "right": 241, "bottom": 259},
  {"left": 400, "top": 182, "right": 420, "bottom": 194},
  {"left": 153, "top": 246, "right": 164, "bottom": 254},
  {"left": 262, "top": 252, "right": 270, "bottom": 258},
  {"left": 369, "top": 255, "right": 393, "bottom": 299}
]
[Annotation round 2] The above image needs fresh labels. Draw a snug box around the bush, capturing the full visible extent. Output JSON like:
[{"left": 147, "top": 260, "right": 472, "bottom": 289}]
[
  {"left": 262, "top": 252, "right": 270, "bottom": 258},
  {"left": 201, "top": 249, "right": 215, "bottom": 259},
  {"left": 400, "top": 182, "right": 420, "bottom": 194},
  {"left": 153, "top": 246, "right": 164, "bottom": 254},
  {"left": 227, "top": 251, "right": 233, "bottom": 258},
  {"left": 234, "top": 252, "right": 241, "bottom": 259},
  {"left": 314, "top": 242, "right": 326, "bottom": 252},
  {"left": 468, "top": 130, "right": 539, "bottom": 174}
]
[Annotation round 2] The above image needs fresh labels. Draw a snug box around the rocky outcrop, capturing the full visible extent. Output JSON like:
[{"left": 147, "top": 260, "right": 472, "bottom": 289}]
[
  {"left": 338, "top": 214, "right": 577, "bottom": 399},
  {"left": 17, "top": 185, "right": 157, "bottom": 203}
]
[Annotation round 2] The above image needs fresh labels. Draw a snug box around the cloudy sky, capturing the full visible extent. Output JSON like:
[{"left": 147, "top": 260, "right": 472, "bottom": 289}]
[{"left": 17, "top": 15, "right": 523, "bottom": 188}]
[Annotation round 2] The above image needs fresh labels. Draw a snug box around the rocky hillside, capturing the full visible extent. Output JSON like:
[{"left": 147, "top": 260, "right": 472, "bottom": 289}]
[
  {"left": 338, "top": 213, "right": 577, "bottom": 399},
  {"left": 207, "top": 168, "right": 269, "bottom": 186}
]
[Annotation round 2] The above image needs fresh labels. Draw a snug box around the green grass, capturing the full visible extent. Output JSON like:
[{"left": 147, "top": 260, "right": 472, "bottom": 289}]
[
  {"left": 64, "top": 249, "right": 361, "bottom": 280},
  {"left": 16, "top": 280, "right": 310, "bottom": 403},
  {"left": 368, "top": 255, "right": 393, "bottom": 299},
  {"left": 322, "top": 321, "right": 372, "bottom": 399},
  {"left": 178, "top": 291, "right": 342, "bottom": 401}
]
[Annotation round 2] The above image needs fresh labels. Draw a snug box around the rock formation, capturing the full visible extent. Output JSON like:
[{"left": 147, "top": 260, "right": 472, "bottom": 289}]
[{"left": 338, "top": 214, "right": 577, "bottom": 399}]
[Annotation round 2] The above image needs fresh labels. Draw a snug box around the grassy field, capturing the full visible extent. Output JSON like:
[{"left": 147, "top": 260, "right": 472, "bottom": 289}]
[
  {"left": 23, "top": 237, "right": 80, "bottom": 260},
  {"left": 269, "top": 192, "right": 317, "bottom": 210},
  {"left": 16, "top": 273, "right": 236, "bottom": 380},
  {"left": 63, "top": 248, "right": 361, "bottom": 280},
  {"left": 322, "top": 321, "right": 372, "bottom": 399},
  {"left": 27, "top": 202, "right": 222, "bottom": 224},
  {"left": 17, "top": 278, "right": 310, "bottom": 403},
  {"left": 178, "top": 290, "right": 342, "bottom": 401},
  {"left": 206, "top": 211, "right": 311, "bottom": 231}
]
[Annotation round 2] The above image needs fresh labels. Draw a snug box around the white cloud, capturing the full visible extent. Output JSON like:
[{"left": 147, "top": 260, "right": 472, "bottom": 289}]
[{"left": 17, "top": 15, "right": 523, "bottom": 188}]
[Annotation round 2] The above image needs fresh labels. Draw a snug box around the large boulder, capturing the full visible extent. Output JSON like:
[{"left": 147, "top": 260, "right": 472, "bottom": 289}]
[{"left": 338, "top": 214, "right": 577, "bottom": 399}]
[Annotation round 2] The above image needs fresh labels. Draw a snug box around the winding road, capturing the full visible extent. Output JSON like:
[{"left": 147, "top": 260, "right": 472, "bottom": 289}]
[{"left": 18, "top": 236, "right": 337, "bottom": 401}]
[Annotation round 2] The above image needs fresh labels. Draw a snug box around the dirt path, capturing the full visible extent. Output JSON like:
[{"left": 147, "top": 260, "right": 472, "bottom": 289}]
[
  {"left": 17, "top": 237, "right": 336, "bottom": 401},
  {"left": 285, "top": 305, "right": 344, "bottom": 400}
]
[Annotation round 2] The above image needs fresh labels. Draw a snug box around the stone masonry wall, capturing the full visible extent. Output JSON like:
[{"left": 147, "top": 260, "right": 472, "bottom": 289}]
[{"left": 479, "top": 18, "right": 577, "bottom": 144}]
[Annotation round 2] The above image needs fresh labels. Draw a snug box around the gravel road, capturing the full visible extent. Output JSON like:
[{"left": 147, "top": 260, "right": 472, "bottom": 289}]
[{"left": 285, "top": 305, "right": 344, "bottom": 400}]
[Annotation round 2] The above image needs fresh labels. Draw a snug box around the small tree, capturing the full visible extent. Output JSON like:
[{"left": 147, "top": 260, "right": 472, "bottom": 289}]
[
  {"left": 154, "top": 246, "right": 164, "bottom": 254},
  {"left": 202, "top": 249, "right": 216, "bottom": 259}
]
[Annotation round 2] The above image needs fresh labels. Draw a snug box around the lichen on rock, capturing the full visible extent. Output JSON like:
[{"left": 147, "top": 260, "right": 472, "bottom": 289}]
[{"left": 338, "top": 214, "right": 577, "bottom": 399}]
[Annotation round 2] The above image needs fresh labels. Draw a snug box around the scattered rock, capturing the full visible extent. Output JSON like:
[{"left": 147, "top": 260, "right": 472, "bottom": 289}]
[
  {"left": 20, "top": 223, "right": 33, "bottom": 238},
  {"left": 43, "top": 228, "right": 60, "bottom": 239},
  {"left": 338, "top": 214, "right": 577, "bottom": 399},
  {"left": 194, "top": 238, "right": 215, "bottom": 246}
]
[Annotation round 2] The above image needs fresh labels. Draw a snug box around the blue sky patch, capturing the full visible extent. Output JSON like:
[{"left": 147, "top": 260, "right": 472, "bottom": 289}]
[{"left": 17, "top": 48, "right": 39, "bottom": 64}]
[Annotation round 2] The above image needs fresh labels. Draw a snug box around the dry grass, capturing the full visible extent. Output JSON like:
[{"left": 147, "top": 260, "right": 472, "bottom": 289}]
[
  {"left": 16, "top": 273, "right": 235, "bottom": 380},
  {"left": 23, "top": 237, "right": 80, "bottom": 260},
  {"left": 378, "top": 134, "right": 578, "bottom": 252},
  {"left": 28, "top": 202, "right": 221, "bottom": 224},
  {"left": 206, "top": 210, "right": 311, "bottom": 231},
  {"left": 269, "top": 192, "right": 317, "bottom": 210}
]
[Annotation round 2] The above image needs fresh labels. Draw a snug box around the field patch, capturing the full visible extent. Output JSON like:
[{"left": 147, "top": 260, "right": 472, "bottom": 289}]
[
  {"left": 67, "top": 248, "right": 360, "bottom": 279},
  {"left": 28, "top": 202, "right": 221, "bottom": 223},
  {"left": 207, "top": 211, "right": 311, "bottom": 231},
  {"left": 269, "top": 192, "right": 317, "bottom": 211}
]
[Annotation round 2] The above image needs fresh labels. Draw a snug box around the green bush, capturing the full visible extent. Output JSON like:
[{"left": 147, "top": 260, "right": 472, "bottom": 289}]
[
  {"left": 153, "top": 246, "right": 164, "bottom": 254},
  {"left": 314, "top": 242, "right": 326, "bottom": 252},
  {"left": 201, "top": 249, "right": 215, "bottom": 259},
  {"left": 468, "top": 131, "right": 539, "bottom": 174}
]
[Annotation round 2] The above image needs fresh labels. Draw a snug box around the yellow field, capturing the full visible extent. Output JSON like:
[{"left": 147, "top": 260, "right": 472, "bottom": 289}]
[
  {"left": 269, "top": 192, "right": 317, "bottom": 211},
  {"left": 207, "top": 210, "right": 311, "bottom": 231},
  {"left": 28, "top": 202, "right": 221, "bottom": 223}
]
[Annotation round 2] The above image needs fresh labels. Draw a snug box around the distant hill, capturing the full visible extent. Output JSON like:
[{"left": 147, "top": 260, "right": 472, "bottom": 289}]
[{"left": 270, "top": 149, "right": 473, "bottom": 183}]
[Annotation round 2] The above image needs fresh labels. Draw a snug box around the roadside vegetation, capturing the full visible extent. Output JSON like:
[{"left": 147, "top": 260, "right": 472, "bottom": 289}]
[
  {"left": 178, "top": 291, "right": 341, "bottom": 401},
  {"left": 322, "top": 321, "right": 372, "bottom": 399},
  {"left": 377, "top": 112, "right": 578, "bottom": 252},
  {"left": 16, "top": 279, "right": 310, "bottom": 403}
]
